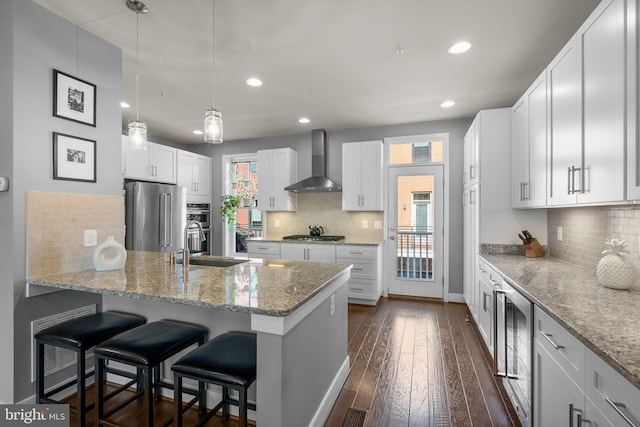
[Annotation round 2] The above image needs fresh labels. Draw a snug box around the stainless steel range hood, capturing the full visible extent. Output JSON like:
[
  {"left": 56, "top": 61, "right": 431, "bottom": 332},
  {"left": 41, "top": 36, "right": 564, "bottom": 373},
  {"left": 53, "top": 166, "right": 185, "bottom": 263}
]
[{"left": 284, "top": 129, "right": 342, "bottom": 193}]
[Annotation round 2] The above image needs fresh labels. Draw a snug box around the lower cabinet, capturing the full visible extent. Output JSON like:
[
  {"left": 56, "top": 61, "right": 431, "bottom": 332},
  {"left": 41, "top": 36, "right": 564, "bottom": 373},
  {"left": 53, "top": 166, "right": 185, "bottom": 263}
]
[
  {"left": 280, "top": 243, "right": 336, "bottom": 262},
  {"left": 336, "top": 245, "right": 382, "bottom": 305},
  {"left": 533, "top": 306, "right": 637, "bottom": 426}
]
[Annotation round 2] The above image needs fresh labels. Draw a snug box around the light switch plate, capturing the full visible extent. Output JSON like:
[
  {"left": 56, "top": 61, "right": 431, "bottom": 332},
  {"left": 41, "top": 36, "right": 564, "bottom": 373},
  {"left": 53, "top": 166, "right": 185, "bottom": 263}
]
[
  {"left": 84, "top": 230, "right": 97, "bottom": 247},
  {"left": 0, "top": 177, "right": 8, "bottom": 192},
  {"left": 362, "top": 220, "right": 369, "bottom": 229},
  {"left": 557, "top": 226, "right": 563, "bottom": 241},
  {"left": 374, "top": 221, "right": 382, "bottom": 229}
]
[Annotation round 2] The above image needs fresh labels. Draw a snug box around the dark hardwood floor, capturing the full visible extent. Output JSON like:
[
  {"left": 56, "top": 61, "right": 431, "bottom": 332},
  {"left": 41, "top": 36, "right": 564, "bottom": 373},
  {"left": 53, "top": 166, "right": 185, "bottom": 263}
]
[
  {"left": 324, "top": 297, "right": 521, "bottom": 427},
  {"left": 64, "top": 298, "right": 518, "bottom": 426}
]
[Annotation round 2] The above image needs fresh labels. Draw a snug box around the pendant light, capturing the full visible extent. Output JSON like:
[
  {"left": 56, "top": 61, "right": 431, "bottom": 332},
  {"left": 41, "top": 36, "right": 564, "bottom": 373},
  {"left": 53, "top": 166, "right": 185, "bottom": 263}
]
[
  {"left": 126, "top": 0, "right": 149, "bottom": 150},
  {"left": 204, "top": 0, "right": 223, "bottom": 144}
]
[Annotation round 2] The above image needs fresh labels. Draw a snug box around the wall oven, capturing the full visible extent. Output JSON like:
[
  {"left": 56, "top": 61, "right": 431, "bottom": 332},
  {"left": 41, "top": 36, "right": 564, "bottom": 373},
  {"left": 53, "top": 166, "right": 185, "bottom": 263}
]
[
  {"left": 186, "top": 203, "right": 211, "bottom": 255},
  {"left": 494, "top": 278, "right": 533, "bottom": 427}
]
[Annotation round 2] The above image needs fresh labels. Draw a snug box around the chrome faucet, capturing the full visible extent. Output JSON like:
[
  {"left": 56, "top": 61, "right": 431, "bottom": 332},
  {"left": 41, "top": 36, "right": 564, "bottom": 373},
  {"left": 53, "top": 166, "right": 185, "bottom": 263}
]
[{"left": 183, "top": 220, "right": 206, "bottom": 269}]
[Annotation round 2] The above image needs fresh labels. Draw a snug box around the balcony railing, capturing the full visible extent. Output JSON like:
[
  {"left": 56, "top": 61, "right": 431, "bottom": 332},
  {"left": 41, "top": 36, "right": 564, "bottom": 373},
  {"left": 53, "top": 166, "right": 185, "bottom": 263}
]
[{"left": 396, "top": 226, "right": 433, "bottom": 279}]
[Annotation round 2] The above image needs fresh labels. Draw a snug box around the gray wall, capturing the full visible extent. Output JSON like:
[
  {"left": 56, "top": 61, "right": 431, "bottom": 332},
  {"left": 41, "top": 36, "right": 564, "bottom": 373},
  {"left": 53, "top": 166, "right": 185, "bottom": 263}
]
[
  {"left": 209, "top": 118, "right": 472, "bottom": 295},
  {"left": 3, "top": 0, "right": 123, "bottom": 402}
]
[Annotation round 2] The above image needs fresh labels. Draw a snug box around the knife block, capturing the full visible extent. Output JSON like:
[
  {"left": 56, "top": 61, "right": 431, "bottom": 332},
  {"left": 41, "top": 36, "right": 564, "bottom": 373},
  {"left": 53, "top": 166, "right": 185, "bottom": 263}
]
[{"left": 523, "top": 238, "right": 545, "bottom": 258}]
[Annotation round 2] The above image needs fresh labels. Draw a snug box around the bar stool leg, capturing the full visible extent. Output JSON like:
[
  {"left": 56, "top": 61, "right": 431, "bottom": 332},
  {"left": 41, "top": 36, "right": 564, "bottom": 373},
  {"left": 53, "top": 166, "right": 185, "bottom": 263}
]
[
  {"left": 77, "top": 349, "right": 86, "bottom": 427},
  {"left": 153, "top": 365, "right": 161, "bottom": 402},
  {"left": 239, "top": 387, "right": 248, "bottom": 427},
  {"left": 143, "top": 366, "right": 154, "bottom": 427},
  {"left": 173, "top": 373, "right": 183, "bottom": 427},
  {"left": 36, "top": 342, "right": 45, "bottom": 403},
  {"left": 221, "top": 387, "right": 229, "bottom": 421},
  {"left": 198, "top": 380, "right": 206, "bottom": 415},
  {"left": 96, "top": 357, "right": 105, "bottom": 423}
]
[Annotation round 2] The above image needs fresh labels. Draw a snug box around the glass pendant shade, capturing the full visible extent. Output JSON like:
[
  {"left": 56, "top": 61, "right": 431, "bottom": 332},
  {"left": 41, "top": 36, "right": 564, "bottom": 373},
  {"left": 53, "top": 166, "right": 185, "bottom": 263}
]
[
  {"left": 128, "top": 120, "right": 148, "bottom": 150},
  {"left": 204, "top": 108, "right": 223, "bottom": 144}
]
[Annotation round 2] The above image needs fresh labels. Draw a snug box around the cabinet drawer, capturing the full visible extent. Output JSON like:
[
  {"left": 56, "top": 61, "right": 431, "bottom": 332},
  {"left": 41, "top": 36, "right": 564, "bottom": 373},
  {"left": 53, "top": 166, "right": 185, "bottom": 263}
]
[
  {"left": 585, "top": 348, "right": 640, "bottom": 427},
  {"left": 247, "top": 242, "right": 280, "bottom": 257},
  {"left": 341, "top": 259, "right": 376, "bottom": 280},
  {"left": 347, "top": 280, "right": 377, "bottom": 298},
  {"left": 336, "top": 245, "right": 378, "bottom": 259},
  {"left": 534, "top": 306, "right": 585, "bottom": 389},
  {"left": 478, "top": 259, "right": 502, "bottom": 287}
]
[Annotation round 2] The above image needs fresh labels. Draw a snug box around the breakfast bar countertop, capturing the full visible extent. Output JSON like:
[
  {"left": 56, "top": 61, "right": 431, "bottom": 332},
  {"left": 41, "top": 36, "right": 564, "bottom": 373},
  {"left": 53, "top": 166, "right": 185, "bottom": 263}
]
[
  {"left": 480, "top": 253, "right": 640, "bottom": 390},
  {"left": 27, "top": 251, "right": 352, "bottom": 317}
]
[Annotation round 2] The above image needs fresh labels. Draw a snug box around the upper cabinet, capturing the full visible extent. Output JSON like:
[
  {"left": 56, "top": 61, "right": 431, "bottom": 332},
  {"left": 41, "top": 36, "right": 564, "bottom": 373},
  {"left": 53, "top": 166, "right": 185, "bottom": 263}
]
[
  {"left": 257, "top": 148, "right": 297, "bottom": 211},
  {"left": 177, "top": 151, "right": 211, "bottom": 202},
  {"left": 511, "top": 71, "right": 547, "bottom": 208},
  {"left": 463, "top": 120, "right": 479, "bottom": 188},
  {"left": 122, "top": 136, "right": 177, "bottom": 184},
  {"left": 544, "top": 0, "right": 626, "bottom": 206},
  {"left": 628, "top": 0, "right": 640, "bottom": 200},
  {"left": 342, "top": 140, "right": 383, "bottom": 211}
]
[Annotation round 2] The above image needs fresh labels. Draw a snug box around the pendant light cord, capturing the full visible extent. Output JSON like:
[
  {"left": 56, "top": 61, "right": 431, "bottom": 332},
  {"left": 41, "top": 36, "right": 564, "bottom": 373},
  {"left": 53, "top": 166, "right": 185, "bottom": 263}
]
[
  {"left": 135, "top": 10, "right": 140, "bottom": 122},
  {"left": 211, "top": 0, "right": 216, "bottom": 109}
]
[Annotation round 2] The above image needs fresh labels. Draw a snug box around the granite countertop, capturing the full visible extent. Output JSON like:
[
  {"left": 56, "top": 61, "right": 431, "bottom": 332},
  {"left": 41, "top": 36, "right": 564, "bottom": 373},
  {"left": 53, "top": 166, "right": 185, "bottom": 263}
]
[
  {"left": 28, "top": 251, "right": 351, "bottom": 317},
  {"left": 249, "top": 236, "right": 384, "bottom": 246},
  {"left": 480, "top": 254, "right": 640, "bottom": 389}
]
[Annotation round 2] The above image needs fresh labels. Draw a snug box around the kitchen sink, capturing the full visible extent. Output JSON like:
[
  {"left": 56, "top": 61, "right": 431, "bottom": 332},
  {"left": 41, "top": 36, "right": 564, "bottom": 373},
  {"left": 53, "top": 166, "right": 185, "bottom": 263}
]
[{"left": 180, "top": 257, "right": 248, "bottom": 267}]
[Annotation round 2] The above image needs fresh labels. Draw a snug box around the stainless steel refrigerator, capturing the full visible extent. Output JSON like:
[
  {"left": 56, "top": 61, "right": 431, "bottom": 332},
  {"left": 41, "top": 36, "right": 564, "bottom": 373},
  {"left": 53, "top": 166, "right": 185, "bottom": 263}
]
[{"left": 125, "top": 182, "right": 187, "bottom": 253}]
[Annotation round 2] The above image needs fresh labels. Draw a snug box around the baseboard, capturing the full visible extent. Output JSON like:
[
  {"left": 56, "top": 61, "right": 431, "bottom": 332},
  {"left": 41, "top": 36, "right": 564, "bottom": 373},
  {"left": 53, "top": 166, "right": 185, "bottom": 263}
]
[
  {"left": 308, "top": 356, "right": 350, "bottom": 427},
  {"left": 448, "top": 293, "right": 465, "bottom": 303}
]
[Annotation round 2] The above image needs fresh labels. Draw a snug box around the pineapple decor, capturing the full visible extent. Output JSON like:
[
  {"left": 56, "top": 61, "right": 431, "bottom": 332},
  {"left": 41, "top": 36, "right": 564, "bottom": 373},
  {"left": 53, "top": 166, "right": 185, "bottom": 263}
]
[{"left": 596, "top": 239, "right": 636, "bottom": 290}]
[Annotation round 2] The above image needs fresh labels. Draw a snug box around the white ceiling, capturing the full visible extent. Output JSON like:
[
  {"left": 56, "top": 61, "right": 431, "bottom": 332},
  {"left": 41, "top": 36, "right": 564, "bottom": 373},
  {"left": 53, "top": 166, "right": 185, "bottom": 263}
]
[{"left": 33, "top": 0, "right": 600, "bottom": 144}]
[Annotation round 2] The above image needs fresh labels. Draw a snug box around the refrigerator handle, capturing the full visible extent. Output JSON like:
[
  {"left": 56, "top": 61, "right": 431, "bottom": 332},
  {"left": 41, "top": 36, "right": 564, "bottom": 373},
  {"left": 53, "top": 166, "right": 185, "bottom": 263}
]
[
  {"left": 166, "top": 193, "right": 173, "bottom": 247},
  {"left": 159, "top": 193, "right": 167, "bottom": 247}
]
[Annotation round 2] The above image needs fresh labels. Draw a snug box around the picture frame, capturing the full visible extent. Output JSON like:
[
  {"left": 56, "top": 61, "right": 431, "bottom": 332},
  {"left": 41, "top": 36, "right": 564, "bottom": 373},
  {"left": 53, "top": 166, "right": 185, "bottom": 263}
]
[
  {"left": 53, "top": 69, "right": 97, "bottom": 127},
  {"left": 53, "top": 132, "right": 96, "bottom": 183}
]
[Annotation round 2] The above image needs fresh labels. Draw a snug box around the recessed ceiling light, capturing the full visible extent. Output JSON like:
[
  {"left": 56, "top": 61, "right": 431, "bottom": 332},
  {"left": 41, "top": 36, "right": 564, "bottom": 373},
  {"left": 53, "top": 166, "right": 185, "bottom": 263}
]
[
  {"left": 121, "top": 102, "right": 130, "bottom": 108},
  {"left": 440, "top": 100, "right": 455, "bottom": 108},
  {"left": 193, "top": 130, "right": 203, "bottom": 135},
  {"left": 448, "top": 41, "right": 471, "bottom": 54},
  {"left": 246, "top": 78, "right": 263, "bottom": 87},
  {"left": 298, "top": 117, "right": 310, "bottom": 124}
]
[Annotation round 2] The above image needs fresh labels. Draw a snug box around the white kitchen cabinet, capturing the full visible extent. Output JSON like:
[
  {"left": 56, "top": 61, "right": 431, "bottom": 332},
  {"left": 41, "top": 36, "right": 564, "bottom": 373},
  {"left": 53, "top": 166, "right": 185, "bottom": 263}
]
[
  {"left": 246, "top": 241, "right": 281, "bottom": 260},
  {"left": 627, "top": 0, "right": 640, "bottom": 200},
  {"left": 511, "top": 70, "right": 547, "bottom": 208},
  {"left": 463, "top": 184, "right": 479, "bottom": 321},
  {"left": 548, "top": 0, "right": 625, "bottom": 206},
  {"left": 476, "top": 259, "right": 499, "bottom": 353},
  {"left": 177, "top": 150, "right": 211, "bottom": 202},
  {"left": 280, "top": 243, "right": 335, "bottom": 262},
  {"left": 342, "top": 140, "right": 383, "bottom": 211},
  {"left": 463, "top": 118, "right": 479, "bottom": 188},
  {"left": 123, "top": 137, "right": 177, "bottom": 184},
  {"left": 257, "top": 148, "right": 297, "bottom": 211},
  {"left": 336, "top": 245, "right": 382, "bottom": 305}
]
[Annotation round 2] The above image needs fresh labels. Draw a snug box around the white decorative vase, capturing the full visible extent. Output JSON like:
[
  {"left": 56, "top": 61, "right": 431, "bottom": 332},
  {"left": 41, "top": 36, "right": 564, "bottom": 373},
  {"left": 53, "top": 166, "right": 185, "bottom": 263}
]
[
  {"left": 93, "top": 235, "right": 127, "bottom": 271},
  {"left": 596, "top": 239, "right": 635, "bottom": 290}
]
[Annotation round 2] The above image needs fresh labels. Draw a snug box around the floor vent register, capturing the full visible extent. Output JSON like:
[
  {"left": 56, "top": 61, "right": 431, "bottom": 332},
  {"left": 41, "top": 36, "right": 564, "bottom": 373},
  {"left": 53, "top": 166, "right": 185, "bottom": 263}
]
[{"left": 343, "top": 408, "right": 367, "bottom": 427}]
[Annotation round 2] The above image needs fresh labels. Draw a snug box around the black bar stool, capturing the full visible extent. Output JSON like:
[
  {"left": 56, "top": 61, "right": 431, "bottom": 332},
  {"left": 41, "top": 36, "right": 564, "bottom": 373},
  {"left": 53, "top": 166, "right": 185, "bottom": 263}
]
[
  {"left": 34, "top": 311, "right": 146, "bottom": 427},
  {"left": 172, "top": 331, "right": 257, "bottom": 427},
  {"left": 93, "top": 319, "right": 207, "bottom": 427}
]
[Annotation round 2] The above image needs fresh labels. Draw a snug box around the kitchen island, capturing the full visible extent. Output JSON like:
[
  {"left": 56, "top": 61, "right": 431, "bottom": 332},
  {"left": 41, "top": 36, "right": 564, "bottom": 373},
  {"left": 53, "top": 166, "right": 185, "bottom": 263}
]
[{"left": 28, "top": 251, "right": 352, "bottom": 427}]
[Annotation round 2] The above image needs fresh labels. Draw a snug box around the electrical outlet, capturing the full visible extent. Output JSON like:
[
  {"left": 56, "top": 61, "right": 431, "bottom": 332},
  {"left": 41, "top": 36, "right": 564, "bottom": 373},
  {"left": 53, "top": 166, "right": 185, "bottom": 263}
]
[
  {"left": 374, "top": 220, "right": 382, "bottom": 229},
  {"left": 274, "top": 219, "right": 280, "bottom": 228},
  {"left": 330, "top": 294, "right": 335, "bottom": 316},
  {"left": 362, "top": 220, "right": 369, "bottom": 229},
  {"left": 84, "top": 230, "right": 97, "bottom": 247},
  {"left": 557, "top": 226, "right": 563, "bottom": 241}
]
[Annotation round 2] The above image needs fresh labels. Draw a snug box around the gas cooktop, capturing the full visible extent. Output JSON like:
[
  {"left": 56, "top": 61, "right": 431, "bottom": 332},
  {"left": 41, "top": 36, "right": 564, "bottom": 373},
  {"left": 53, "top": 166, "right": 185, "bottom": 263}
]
[{"left": 282, "top": 235, "right": 345, "bottom": 242}]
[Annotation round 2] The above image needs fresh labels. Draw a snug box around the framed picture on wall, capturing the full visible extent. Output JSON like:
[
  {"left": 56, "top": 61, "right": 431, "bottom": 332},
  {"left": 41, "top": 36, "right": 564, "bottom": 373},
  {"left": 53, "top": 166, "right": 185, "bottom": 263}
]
[
  {"left": 53, "top": 132, "right": 96, "bottom": 183},
  {"left": 53, "top": 69, "right": 96, "bottom": 126}
]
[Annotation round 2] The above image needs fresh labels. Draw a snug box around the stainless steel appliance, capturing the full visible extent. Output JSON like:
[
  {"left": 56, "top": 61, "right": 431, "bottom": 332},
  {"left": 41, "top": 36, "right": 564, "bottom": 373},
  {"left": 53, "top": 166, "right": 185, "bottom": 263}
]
[
  {"left": 125, "top": 182, "right": 187, "bottom": 253},
  {"left": 494, "top": 278, "right": 533, "bottom": 427},
  {"left": 282, "top": 235, "right": 345, "bottom": 242},
  {"left": 186, "top": 202, "right": 211, "bottom": 255}
]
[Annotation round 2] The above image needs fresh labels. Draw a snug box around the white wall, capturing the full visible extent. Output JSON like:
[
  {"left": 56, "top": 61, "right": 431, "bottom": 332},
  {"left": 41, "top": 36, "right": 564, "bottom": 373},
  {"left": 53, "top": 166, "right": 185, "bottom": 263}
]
[{"left": 2, "top": 0, "right": 124, "bottom": 402}]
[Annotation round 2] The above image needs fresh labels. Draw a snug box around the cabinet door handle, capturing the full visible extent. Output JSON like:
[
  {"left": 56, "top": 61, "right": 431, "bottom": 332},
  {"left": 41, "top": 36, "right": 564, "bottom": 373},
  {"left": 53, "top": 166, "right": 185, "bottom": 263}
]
[
  {"left": 357, "top": 194, "right": 361, "bottom": 206},
  {"left": 605, "top": 397, "right": 638, "bottom": 427},
  {"left": 351, "top": 287, "right": 363, "bottom": 291},
  {"left": 349, "top": 252, "right": 363, "bottom": 255},
  {"left": 541, "top": 331, "right": 565, "bottom": 350},
  {"left": 470, "top": 164, "right": 475, "bottom": 179},
  {"left": 520, "top": 182, "right": 524, "bottom": 201},
  {"left": 470, "top": 189, "right": 476, "bottom": 204},
  {"left": 482, "top": 291, "right": 489, "bottom": 312},
  {"left": 568, "top": 167, "right": 573, "bottom": 194},
  {"left": 523, "top": 182, "right": 529, "bottom": 200},
  {"left": 361, "top": 194, "right": 364, "bottom": 206}
]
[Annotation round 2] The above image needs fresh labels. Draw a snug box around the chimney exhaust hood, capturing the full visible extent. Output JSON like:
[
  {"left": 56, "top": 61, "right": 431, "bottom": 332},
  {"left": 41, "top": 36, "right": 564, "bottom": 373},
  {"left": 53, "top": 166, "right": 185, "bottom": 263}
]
[{"left": 284, "top": 129, "right": 342, "bottom": 193}]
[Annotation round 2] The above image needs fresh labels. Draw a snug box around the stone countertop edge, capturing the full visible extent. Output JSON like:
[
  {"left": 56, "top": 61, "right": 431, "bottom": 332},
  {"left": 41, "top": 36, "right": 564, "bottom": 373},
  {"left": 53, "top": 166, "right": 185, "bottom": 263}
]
[
  {"left": 28, "top": 251, "right": 353, "bottom": 318},
  {"left": 248, "top": 237, "right": 384, "bottom": 246},
  {"left": 479, "top": 253, "right": 640, "bottom": 390}
]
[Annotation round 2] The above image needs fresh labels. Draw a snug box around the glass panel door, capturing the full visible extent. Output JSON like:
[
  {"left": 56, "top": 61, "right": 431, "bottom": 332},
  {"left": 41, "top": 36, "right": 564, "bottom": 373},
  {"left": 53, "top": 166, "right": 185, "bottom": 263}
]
[{"left": 386, "top": 165, "right": 443, "bottom": 298}]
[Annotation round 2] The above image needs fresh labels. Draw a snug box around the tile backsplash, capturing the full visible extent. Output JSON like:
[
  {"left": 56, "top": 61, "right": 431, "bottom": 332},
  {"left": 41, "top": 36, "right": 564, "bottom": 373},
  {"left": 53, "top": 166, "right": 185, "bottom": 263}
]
[
  {"left": 265, "top": 193, "right": 384, "bottom": 241},
  {"left": 26, "top": 191, "right": 125, "bottom": 277},
  {"left": 548, "top": 206, "right": 640, "bottom": 276}
]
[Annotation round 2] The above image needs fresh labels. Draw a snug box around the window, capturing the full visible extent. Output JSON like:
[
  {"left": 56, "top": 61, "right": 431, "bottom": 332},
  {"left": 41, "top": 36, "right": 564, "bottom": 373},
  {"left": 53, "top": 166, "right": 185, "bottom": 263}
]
[
  {"left": 228, "top": 158, "right": 262, "bottom": 255},
  {"left": 389, "top": 140, "right": 443, "bottom": 164},
  {"left": 412, "top": 192, "right": 431, "bottom": 229}
]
